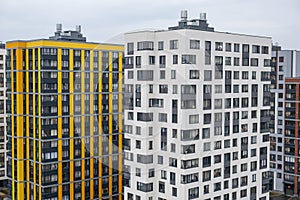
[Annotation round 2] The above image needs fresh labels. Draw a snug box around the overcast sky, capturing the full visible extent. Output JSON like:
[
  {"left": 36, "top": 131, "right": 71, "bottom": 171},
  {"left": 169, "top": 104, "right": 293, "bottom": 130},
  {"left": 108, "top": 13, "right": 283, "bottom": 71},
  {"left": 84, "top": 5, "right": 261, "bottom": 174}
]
[{"left": 1, "top": 0, "right": 299, "bottom": 49}]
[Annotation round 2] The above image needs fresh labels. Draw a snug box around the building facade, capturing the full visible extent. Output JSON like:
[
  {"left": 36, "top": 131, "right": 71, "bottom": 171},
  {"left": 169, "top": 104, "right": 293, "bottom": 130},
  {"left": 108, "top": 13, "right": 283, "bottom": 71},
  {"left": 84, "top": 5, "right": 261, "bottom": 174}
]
[
  {"left": 0, "top": 42, "right": 7, "bottom": 187},
  {"left": 270, "top": 48, "right": 300, "bottom": 195},
  {"left": 123, "top": 11, "right": 272, "bottom": 200},
  {"left": 6, "top": 25, "right": 123, "bottom": 200}
]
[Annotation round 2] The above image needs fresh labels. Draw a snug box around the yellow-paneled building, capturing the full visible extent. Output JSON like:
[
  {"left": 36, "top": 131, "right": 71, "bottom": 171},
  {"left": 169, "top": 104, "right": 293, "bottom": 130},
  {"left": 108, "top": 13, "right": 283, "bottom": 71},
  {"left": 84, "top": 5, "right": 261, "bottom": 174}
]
[{"left": 6, "top": 25, "right": 123, "bottom": 200}]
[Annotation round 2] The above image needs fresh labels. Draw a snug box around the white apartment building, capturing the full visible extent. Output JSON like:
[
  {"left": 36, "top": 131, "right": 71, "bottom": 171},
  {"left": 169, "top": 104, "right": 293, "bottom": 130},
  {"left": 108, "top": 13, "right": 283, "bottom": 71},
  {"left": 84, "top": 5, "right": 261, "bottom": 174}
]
[
  {"left": 0, "top": 43, "right": 6, "bottom": 186},
  {"left": 123, "top": 11, "right": 272, "bottom": 200},
  {"left": 270, "top": 47, "right": 300, "bottom": 195}
]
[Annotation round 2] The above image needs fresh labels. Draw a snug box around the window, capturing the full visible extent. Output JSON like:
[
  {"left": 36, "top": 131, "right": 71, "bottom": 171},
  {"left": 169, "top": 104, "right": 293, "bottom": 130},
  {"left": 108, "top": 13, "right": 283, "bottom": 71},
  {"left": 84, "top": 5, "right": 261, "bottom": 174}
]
[
  {"left": 204, "top": 70, "right": 212, "bottom": 81},
  {"left": 204, "top": 114, "right": 211, "bottom": 124},
  {"left": 182, "top": 55, "right": 196, "bottom": 64},
  {"left": 188, "top": 187, "right": 199, "bottom": 199},
  {"left": 170, "top": 40, "right": 178, "bottom": 49},
  {"left": 159, "top": 55, "right": 166, "bottom": 68},
  {"left": 234, "top": 43, "right": 240, "bottom": 52},
  {"left": 171, "top": 143, "right": 176, "bottom": 153},
  {"left": 203, "top": 156, "right": 211, "bottom": 167},
  {"left": 159, "top": 181, "right": 165, "bottom": 193},
  {"left": 159, "top": 85, "right": 168, "bottom": 93},
  {"left": 169, "top": 157, "right": 177, "bottom": 167},
  {"left": 189, "top": 114, "right": 199, "bottom": 124},
  {"left": 233, "top": 71, "right": 239, "bottom": 79},
  {"left": 172, "top": 187, "right": 177, "bottom": 197},
  {"left": 252, "top": 71, "right": 256, "bottom": 79},
  {"left": 233, "top": 85, "right": 239, "bottom": 93},
  {"left": 158, "top": 41, "right": 164, "bottom": 50},
  {"left": 202, "top": 170, "right": 211, "bottom": 182},
  {"left": 242, "top": 71, "right": 248, "bottom": 79},
  {"left": 158, "top": 155, "right": 163, "bottom": 164},
  {"left": 225, "top": 43, "right": 231, "bottom": 52},
  {"left": 225, "top": 57, "right": 231, "bottom": 65},
  {"left": 173, "top": 55, "right": 178, "bottom": 64},
  {"left": 190, "top": 70, "right": 199, "bottom": 79},
  {"left": 128, "top": 71, "right": 134, "bottom": 79},
  {"left": 203, "top": 142, "right": 211, "bottom": 151},
  {"left": 242, "top": 85, "right": 248, "bottom": 92},
  {"left": 149, "top": 56, "right": 155, "bottom": 65},
  {"left": 136, "top": 140, "right": 141, "bottom": 149},
  {"left": 261, "top": 46, "right": 269, "bottom": 54},
  {"left": 136, "top": 168, "right": 141, "bottom": 177},
  {"left": 215, "top": 85, "right": 222, "bottom": 93},
  {"left": 215, "top": 42, "right": 223, "bottom": 51},
  {"left": 137, "top": 41, "right": 154, "bottom": 51},
  {"left": 137, "top": 70, "right": 153, "bottom": 81},
  {"left": 251, "top": 58, "right": 259, "bottom": 66},
  {"left": 160, "top": 70, "right": 165, "bottom": 79},
  {"left": 202, "top": 128, "right": 210, "bottom": 139},
  {"left": 190, "top": 40, "right": 200, "bottom": 49},
  {"left": 252, "top": 45, "right": 260, "bottom": 53},
  {"left": 214, "top": 141, "right": 222, "bottom": 150},
  {"left": 234, "top": 57, "right": 240, "bottom": 66},
  {"left": 136, "top": 56, "right": 141, "bottom": 68},
  {"left": 173, "top": 85, "right": 177, "bottom": 94},
  {"left": 127, "top": 42, "right": 134, "bottom": 55},
  {"left": 205, "top": 41, "right": 211, "bottom": 65},
  {"left": 171, "top": 70, "right": 176, "bottom": 79},
  {"left": 161, "top": 170, "right": 167, "bottom": 179},
  {"left": 214, "top": 155, "right": 221, "bottom": 163}
]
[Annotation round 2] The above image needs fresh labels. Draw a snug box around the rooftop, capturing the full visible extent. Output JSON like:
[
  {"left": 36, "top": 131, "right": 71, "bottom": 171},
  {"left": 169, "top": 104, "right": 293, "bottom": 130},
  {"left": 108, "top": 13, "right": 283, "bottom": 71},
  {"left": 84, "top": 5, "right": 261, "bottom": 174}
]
[{"left": 49, "top": 24, "right": 87, "bottom": 42}]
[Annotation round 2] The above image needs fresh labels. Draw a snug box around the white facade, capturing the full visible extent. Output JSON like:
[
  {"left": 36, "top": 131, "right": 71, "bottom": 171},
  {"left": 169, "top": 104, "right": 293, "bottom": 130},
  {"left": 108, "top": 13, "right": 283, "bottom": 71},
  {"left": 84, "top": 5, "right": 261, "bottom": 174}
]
[
  {"left": 0, "top": 44, "right": 6, "bottom": 185},
  {"left": 123, "top": 18, "right": 272, "bottom": 200}
]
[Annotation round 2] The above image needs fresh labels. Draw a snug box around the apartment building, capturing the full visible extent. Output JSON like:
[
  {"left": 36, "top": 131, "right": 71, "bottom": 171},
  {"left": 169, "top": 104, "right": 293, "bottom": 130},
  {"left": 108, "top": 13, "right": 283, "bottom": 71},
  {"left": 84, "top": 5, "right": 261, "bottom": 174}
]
[
  {"left": 0, "top": 42, "right": 6, "bottom": 187},
  {"left": 6, "top": 25, "right": 123, "bottom": 200},
  {"left": 270, "top": 47, "right": 300, "bottom": 195},
  {"left": 123, "top": 11, "right": 272, "bottom": 200}
]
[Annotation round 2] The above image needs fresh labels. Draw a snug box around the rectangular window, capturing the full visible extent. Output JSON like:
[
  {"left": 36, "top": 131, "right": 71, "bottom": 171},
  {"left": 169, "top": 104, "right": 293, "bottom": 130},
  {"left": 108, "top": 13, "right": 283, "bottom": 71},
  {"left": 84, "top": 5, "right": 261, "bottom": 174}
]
[
  {"left": 225, "top": 43, "right": 231, "bottom": 52},
  {"left": 173, "top": 55, "right": 178, "bottom": 64},
  {"left": 159, "top": 55, "right": 166, "bottom": 68},
  {"left": 127, "top": 42, "right": 134, "bottom": 55},
  {"left": 136, "top": 56, "right": 141, "bottom": 68},
  {"left": 234, "top": 57, "right": 240, "bottom": 66},
  {"left": 251, "top": 58, "right": 259, "bottom": 66},
  {"left": 190, "top": 40, "right": 200, "bottom": 49},
  {"left": 205, "top": 41, "right": 211, "bottom": 65},
  {"left": 171, "top": 70, "right": 176, "bottom": 79},
  {"left": 261, "top": 46, "right": 269, "bottom": 54},
  {"left": 190, "top": 70, "right": 199, "bottom": 79},
  {"left": 149, "top": 56, "right": 155, "bottom": 65},
  {"left": 182, "top": 55, "right": 196, "bottom": 64},
  {"left": 252, "top": 45, "right": 260, "bottom": 53},
  {"left": 158, "top": 41, "right": 164, "bottom": 50},
  {"left": 204, "top": 70, "right": 212, "bottom": 81},
  {"left": 137, "top": 41, "right": 154, "bottom": 51},
  {"left": 234, "top": 43, "right": 240, "bottom": 52},
  {"left": 170, "top": 40, "right": 179, "bottom": 49},
  {"left": 215, "top": 42, "right": 223, "bottom": 51}
]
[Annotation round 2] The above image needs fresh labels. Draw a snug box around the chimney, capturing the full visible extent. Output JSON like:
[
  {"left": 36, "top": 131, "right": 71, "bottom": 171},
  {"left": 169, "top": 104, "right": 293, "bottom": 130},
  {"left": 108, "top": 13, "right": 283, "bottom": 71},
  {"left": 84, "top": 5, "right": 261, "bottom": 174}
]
[
  {"left": 181, "top": 10, "right": 188, "bottom": 21},
  {"left": 56, "top": 24, "right": 62, "bottom": 32},
  {"left": 200, "top": 13, "right": 207, "bottom": 21}
]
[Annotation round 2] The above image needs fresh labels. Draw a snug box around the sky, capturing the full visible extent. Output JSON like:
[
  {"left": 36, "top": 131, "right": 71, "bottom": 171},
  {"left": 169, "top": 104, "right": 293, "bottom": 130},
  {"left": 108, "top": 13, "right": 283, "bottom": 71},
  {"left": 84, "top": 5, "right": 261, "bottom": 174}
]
[{"left": 0, "top": 0, "right": 299, "bottom": 49}]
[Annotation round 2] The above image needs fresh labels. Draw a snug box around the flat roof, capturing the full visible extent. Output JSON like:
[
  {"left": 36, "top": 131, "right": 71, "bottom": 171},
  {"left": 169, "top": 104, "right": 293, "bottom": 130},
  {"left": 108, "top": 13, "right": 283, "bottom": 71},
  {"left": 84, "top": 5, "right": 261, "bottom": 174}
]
[
  {"left": 125, "top": 28, "right": 272, "bottom": 39},
  {"left": 6, "top": 39, "right": 124, "bottom": 51},
  {"left": 6, "top": 39, "right": 123, "bottom": 46}
]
